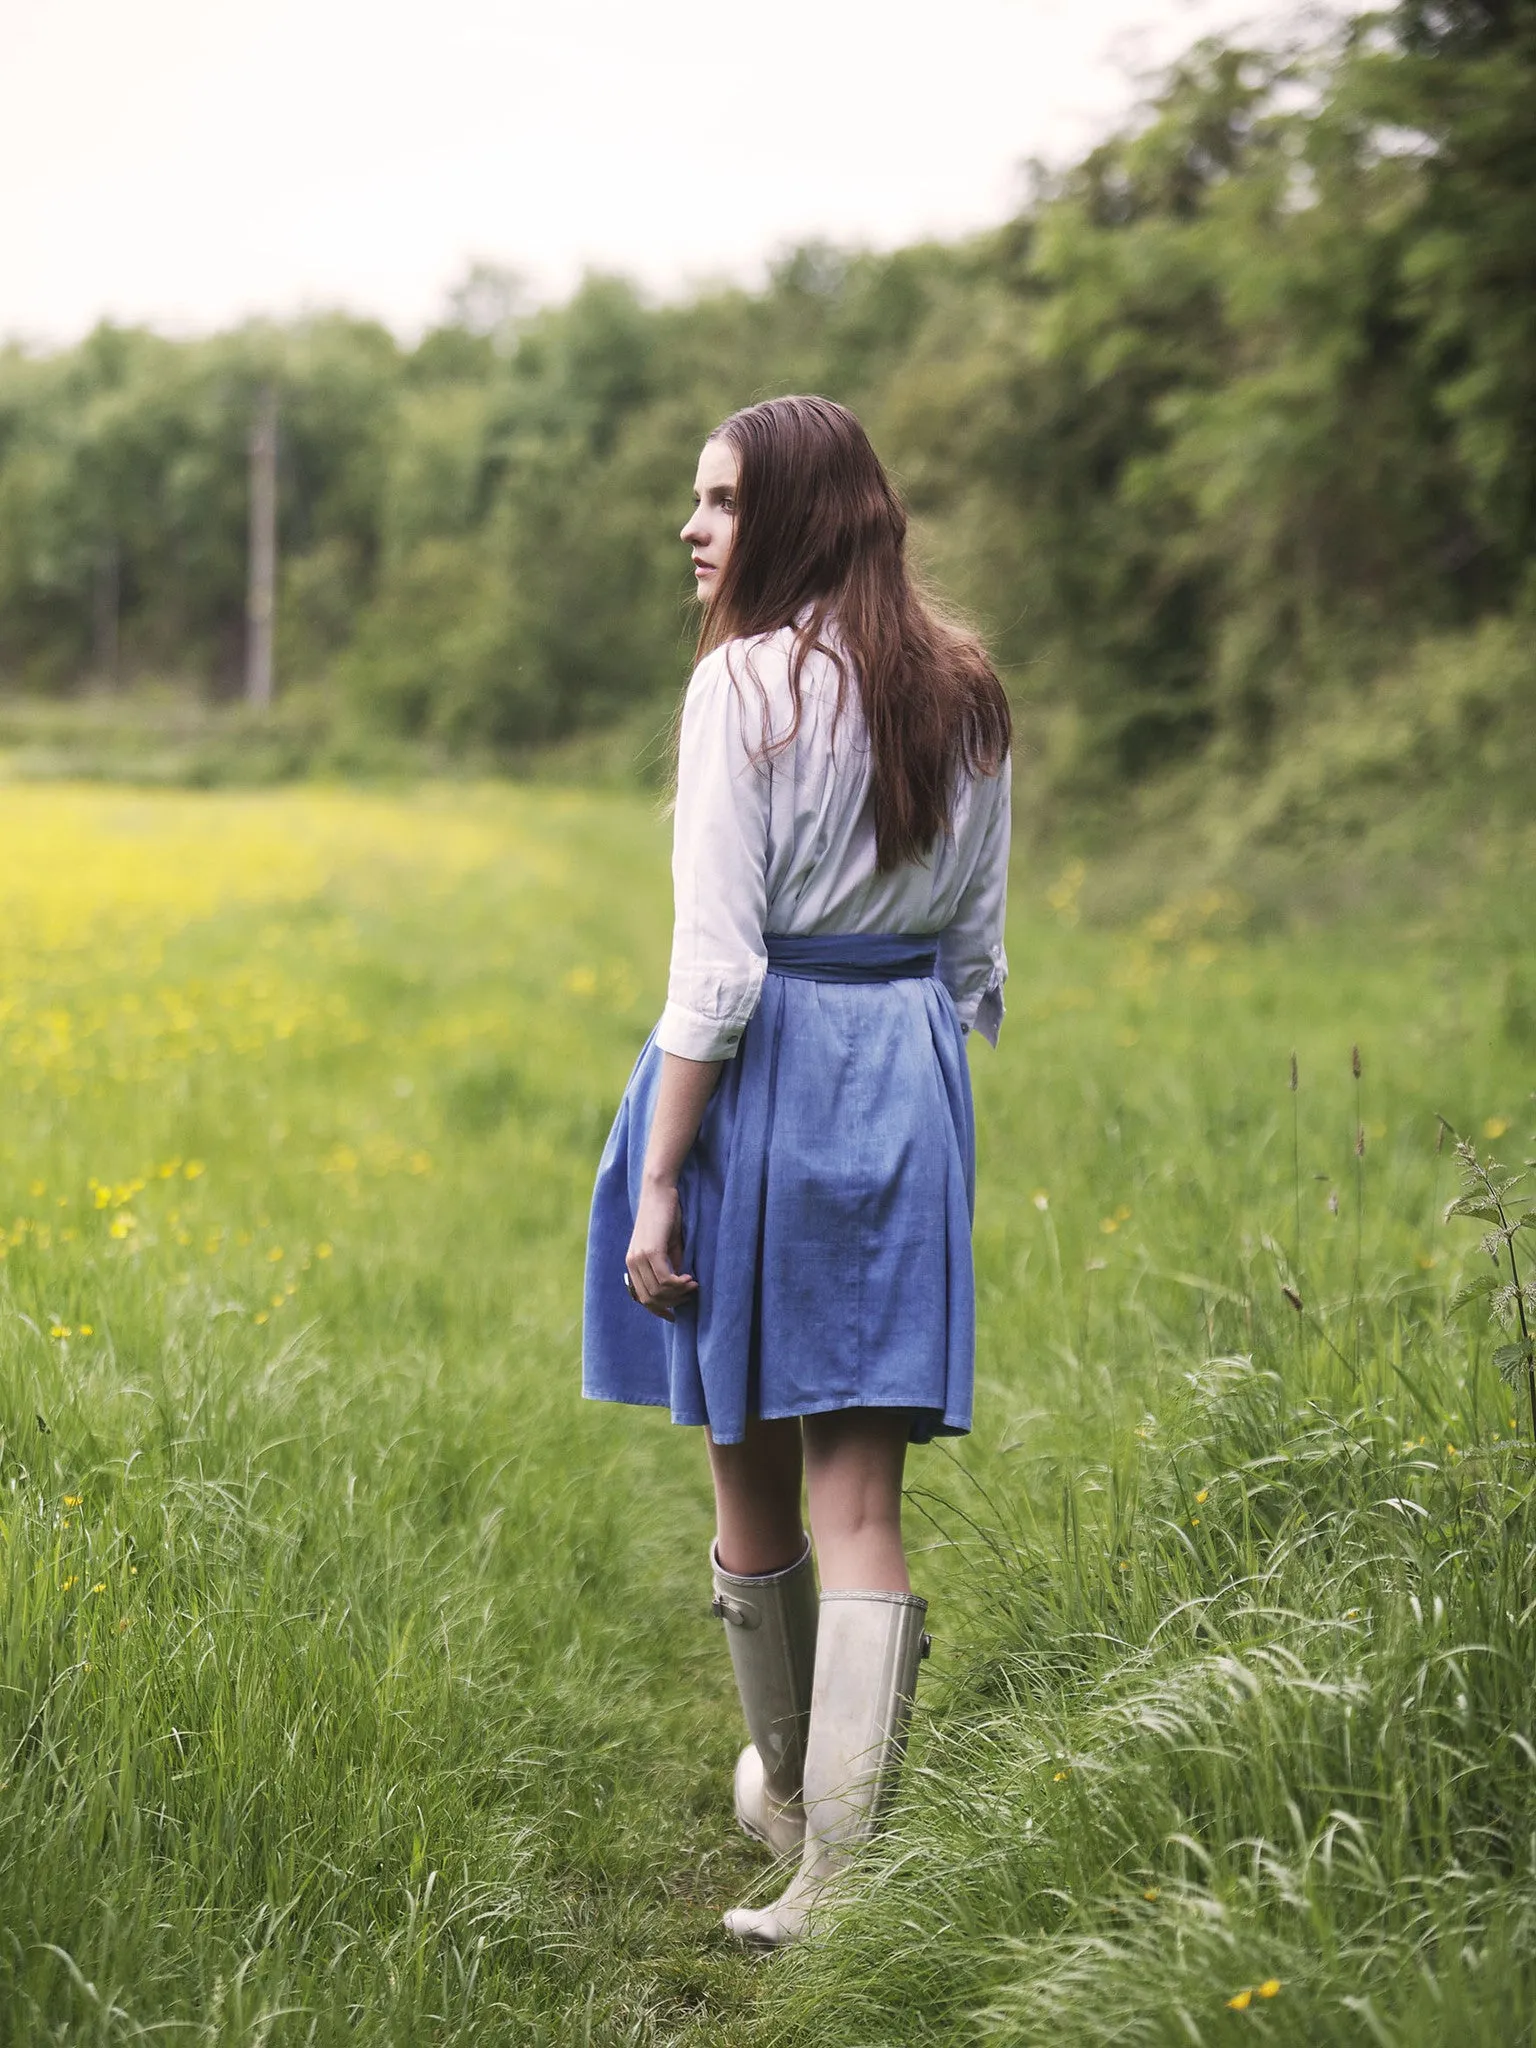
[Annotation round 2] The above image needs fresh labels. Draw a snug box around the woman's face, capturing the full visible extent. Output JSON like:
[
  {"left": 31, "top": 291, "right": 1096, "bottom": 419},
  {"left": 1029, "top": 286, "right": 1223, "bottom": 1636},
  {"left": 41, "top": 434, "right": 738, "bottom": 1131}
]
[{"left": 680, "top": 437, "right": 738, "bottom": 598}]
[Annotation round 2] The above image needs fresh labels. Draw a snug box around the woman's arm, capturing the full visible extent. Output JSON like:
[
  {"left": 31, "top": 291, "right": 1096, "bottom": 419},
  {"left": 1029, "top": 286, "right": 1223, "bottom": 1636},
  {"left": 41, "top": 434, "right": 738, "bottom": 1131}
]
[
  {"left": 658, "top": 647, "right": 772, "bottom": 1061},
  {"left": 626, "top": 1051, "right": 724, "bottom": 1318},
  {"left": 629, "top": 646, "right": 772, "bottom": 1318}
]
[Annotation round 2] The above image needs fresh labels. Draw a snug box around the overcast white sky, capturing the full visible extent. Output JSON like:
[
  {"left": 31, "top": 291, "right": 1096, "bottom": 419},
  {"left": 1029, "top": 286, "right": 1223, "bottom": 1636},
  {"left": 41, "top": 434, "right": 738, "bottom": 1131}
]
[{"left": 2, "top": 0, "right": 1334, "bottom": 345}]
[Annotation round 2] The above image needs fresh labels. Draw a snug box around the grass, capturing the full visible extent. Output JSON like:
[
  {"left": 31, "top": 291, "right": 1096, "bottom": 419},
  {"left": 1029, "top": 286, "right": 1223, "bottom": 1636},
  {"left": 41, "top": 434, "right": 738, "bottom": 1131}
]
[
  {"left": 0, "top": 685, "right": 677, "bottom": 793},
  {"left": 1, "top": 780, "right": 1534, "bottom": 2043}
]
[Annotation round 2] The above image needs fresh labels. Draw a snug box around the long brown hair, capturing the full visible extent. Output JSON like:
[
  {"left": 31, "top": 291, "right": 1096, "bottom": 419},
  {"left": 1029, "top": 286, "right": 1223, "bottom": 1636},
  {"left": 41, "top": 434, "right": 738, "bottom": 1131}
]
[{"left": 697, "top": 395, "right": 1010, "bottom": 871}]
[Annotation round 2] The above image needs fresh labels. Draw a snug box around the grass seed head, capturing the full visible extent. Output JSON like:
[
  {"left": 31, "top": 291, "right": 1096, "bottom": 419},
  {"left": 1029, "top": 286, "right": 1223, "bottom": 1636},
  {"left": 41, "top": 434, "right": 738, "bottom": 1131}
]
[{"left": 1352, "top": 1043, "right": 1362, "bottom": 1079}]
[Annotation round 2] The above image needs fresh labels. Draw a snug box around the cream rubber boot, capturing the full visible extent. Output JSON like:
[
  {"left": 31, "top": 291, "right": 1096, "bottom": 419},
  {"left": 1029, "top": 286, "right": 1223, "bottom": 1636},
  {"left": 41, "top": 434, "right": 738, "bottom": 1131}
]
[
  {"left": 723, "top": 1588, "right": 930, "bottom": 1949},
  {"left": 711, "top": 1539, "right": 819, "bottom": 1859}
]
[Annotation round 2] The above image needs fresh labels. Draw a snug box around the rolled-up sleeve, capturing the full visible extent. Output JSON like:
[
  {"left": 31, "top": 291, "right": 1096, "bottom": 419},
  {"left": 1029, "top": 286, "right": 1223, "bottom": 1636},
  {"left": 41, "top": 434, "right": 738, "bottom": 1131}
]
[
  {"left": 936, "top": 755, "right": 1011, "bottom": 1047},
  {"left": 657, "top": 649, "right": 772, "bottom": 1061}
]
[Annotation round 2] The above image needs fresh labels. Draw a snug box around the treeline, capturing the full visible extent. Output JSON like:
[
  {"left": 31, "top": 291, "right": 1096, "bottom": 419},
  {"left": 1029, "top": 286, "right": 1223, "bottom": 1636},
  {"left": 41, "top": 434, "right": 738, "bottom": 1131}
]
[{"left": 1, "top": 0, "right": 1531, "bottom": 787}]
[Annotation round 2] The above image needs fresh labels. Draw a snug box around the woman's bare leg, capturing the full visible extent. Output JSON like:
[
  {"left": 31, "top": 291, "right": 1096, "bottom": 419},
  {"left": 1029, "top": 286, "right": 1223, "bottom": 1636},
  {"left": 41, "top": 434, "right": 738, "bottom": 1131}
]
[
  {"left": 707, "top": 1415, "right": 805, "bottom": 1577},
  {"left": 802, "top": 1408, "right": 911, "bottom": 1593},
  {"left": 706, "top": 1408, "right": 911, "bottom": 1586}
]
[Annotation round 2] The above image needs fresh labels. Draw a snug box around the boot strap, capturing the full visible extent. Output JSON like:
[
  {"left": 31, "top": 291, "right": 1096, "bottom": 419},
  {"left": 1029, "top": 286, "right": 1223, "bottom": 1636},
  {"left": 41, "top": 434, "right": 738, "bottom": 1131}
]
[{"left": 710, "top": 1593, "right": 758, "bottom": 1628}]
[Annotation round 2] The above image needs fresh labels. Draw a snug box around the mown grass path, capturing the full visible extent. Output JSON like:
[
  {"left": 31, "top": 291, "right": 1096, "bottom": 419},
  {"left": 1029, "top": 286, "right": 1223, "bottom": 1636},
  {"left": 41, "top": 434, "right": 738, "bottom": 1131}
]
[{"left": 1, "top": 784, "right": 1532, "bottom": 2045}]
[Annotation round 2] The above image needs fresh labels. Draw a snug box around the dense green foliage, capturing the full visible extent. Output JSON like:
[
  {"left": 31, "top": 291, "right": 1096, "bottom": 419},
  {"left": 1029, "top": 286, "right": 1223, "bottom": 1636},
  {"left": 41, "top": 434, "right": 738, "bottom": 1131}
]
[
  {"left": 3, "top": 781, "right": 1534, "bottom": 2043},
  {"left": 1, "top": 0, "right": 1532, "bottom": 789}
]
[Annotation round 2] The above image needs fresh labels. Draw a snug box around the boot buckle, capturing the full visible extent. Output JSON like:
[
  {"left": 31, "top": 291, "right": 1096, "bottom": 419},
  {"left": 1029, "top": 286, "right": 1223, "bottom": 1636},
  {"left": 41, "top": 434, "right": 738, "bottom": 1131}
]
[
  {"left": 711, "top": 1594, "right": 757, "bottom": 1628},
  {"left": 920, "top": 1632, "right": 933, "bottom": 1659}
]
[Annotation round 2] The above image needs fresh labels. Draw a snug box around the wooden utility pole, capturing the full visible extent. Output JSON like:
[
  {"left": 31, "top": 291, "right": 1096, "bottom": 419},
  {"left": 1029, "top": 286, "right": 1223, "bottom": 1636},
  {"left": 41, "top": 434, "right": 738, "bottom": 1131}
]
[
  {"left": 93, "top": 539, "right": 120, "bottom": 687},
  {"left": 245, "top": 383, "right": 277, "bottom": 707}
]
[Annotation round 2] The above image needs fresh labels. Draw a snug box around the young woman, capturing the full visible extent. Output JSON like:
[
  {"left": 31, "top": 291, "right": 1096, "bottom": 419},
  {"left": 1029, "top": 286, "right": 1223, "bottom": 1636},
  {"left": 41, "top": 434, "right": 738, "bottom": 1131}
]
[{"left": 582, "top": 395, "right": 1010, "bottom": 1948}]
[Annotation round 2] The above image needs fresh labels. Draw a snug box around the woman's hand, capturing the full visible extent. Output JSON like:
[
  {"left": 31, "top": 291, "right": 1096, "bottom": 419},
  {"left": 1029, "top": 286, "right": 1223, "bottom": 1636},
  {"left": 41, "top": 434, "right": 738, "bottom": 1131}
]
[
  {"left": 626, "top": 1051, "right": 721, "bottom": 1318},
  {"left": 626, "top": 1174, "right": 699, "bottom": 1320}
]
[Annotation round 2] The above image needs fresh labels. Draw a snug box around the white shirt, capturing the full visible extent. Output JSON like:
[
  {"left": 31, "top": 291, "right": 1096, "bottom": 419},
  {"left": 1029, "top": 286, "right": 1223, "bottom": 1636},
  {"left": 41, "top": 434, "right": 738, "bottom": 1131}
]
[{"left": 658, "top": 624, "right": 1011, "bottom": 1063}]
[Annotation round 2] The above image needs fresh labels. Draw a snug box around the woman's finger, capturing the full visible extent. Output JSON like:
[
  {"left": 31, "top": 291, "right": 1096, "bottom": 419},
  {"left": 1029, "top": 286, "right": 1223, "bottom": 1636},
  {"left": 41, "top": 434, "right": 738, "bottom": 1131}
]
[
  {"left": 628, "top": 1251, "right": 659, "bottom": 1302},
  {"left": 626, "top": 1247, "right": 697, "bottom": 1319},
  {"left": 643, "top": 1279, "right": 698, "bottom": 1322},
  {"left": 629, "top": 1250, "right": 684, "bottom": 1301}
]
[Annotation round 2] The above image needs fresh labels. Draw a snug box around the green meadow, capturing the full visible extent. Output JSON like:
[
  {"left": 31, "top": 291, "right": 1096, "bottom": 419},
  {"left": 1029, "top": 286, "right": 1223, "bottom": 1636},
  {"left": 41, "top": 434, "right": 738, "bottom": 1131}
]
[{"left": 2, "top": 781, "right": 1534, "bottom": 2044}]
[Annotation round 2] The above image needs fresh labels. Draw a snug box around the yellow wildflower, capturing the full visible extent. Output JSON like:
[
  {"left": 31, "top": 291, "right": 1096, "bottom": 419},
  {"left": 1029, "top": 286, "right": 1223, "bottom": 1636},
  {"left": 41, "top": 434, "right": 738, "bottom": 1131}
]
[
  {"left": 316, "top": 1242, "right": 333, "bottom": 1259},
  {"left": 78, "top": 1323, "right": 93, "bottom": 1336},
  {"left": 1483, "top": 1117, "right": 1510, "bottom": 1140},
  {"left": 1143, "top": 1888, "right": 1159, "bottom": 1902},
  {"left": 1227, "top": 1989, "right": 1252, "bottom": 2011},
  {"left": 1195, "top": 1488, "right": 1209, "bottom": 1504},
  {"left": 254, "top": 1311, "right": 269, "bottom": 1325},
  {"left": 267, "top": 1246, "right": 284, "bottom": 1262},
  {"left": 183, "top": 1160, "right": 205, "bottom": 1179},
  {"left": 1032, "top": 1191, "right": 1049, "bottom": 1211},
  {"left": 63, "top": 1494, "right": 81, "bottom": 1507},
  {"left": 1258, "top": 1980, "right": 1280, "bottom": 1999},
  {"left": 61, "top": 1575, "right": 79, "bottom": 1592}
]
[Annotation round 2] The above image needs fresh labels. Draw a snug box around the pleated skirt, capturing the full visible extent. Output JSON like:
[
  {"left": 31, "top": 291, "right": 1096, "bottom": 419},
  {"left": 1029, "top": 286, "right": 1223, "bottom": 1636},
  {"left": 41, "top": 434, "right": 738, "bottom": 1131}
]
[{"left": 580, "top": 934, "right": 977, "bottom": 1446}]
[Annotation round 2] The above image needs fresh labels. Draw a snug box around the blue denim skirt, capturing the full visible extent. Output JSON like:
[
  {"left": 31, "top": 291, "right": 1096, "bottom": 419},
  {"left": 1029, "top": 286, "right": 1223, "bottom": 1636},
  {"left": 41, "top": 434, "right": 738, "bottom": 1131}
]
[{"left": 580, "top": 933, "right": 976, "bottom": 1446}]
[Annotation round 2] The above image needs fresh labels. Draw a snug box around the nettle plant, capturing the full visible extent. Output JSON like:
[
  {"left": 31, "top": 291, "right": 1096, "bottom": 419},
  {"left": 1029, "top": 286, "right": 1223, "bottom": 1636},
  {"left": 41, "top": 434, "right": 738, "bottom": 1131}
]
[{"left": 1444, "top": 1121, "right": 1536, "bottom": 1437}]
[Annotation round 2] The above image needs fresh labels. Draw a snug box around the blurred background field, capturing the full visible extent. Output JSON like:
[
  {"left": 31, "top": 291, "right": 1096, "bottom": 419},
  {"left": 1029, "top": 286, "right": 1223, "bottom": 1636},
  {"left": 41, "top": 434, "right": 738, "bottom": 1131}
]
[
  {"left": 2, "top": 782, "right": 1534, "bottom": 2044},
  {"left": 1, "top": 3, "right": 1532, "bottom": 886}
]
